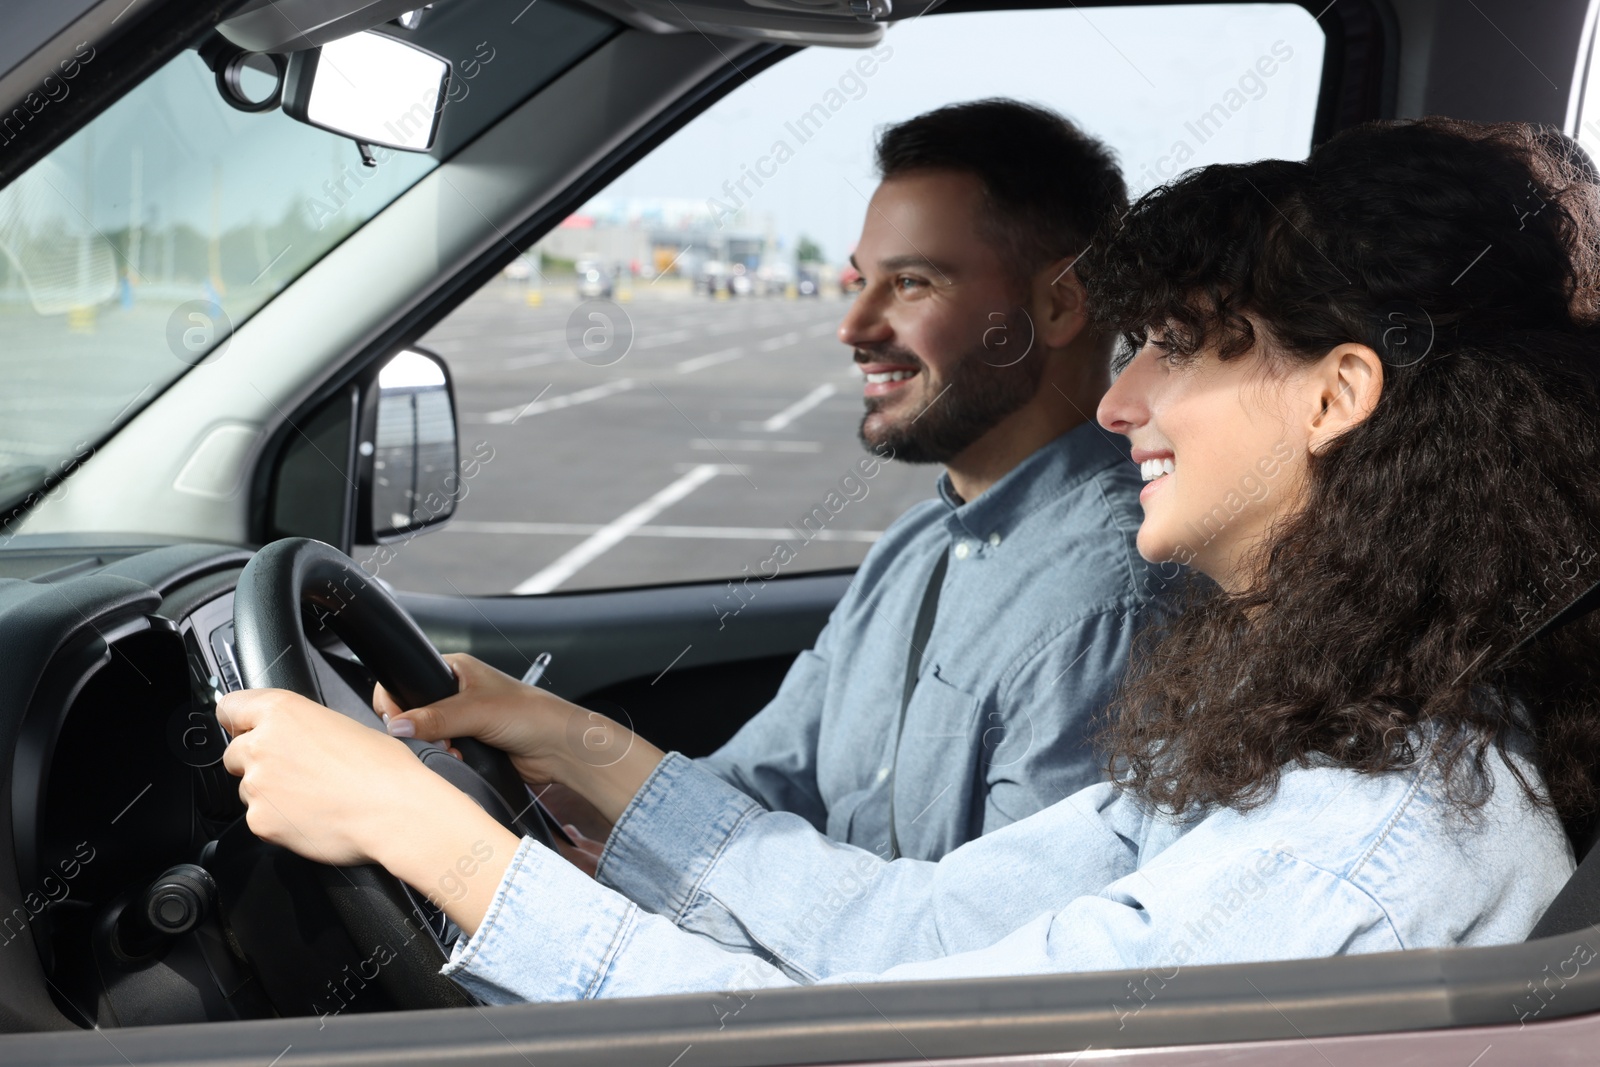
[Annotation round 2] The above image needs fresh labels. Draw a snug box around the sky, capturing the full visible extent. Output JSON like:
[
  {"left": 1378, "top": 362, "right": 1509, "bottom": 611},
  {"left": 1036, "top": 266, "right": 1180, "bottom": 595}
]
[{"left": 595, "top": 2, "right": 1326, "bottom": 264}]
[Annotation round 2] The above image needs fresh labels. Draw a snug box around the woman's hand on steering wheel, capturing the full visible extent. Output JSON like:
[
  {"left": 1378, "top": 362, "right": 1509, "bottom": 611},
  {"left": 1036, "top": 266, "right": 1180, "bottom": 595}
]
[
  {"left": 218, "top": 687, "right": 521, "bottom": 937},
  {"left": 373, "top": 654, "right": 666, "bottom": 825},
  {"left": 219, "top": 688, "right": 433, "bottom": 866}
]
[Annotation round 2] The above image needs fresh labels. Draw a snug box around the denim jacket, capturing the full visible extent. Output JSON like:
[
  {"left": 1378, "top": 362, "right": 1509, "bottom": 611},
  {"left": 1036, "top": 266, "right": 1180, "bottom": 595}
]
[
  {"left": 698, "top": 421, "right": 1160, "bottom": 860},
  {"left": 442, "top": 745, "right": 1574, "bottom": 1004}
]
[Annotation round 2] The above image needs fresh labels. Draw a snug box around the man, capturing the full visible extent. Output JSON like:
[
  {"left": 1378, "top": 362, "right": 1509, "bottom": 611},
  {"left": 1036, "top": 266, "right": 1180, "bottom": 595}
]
[{"left": 687, "top": 99, "right": 1159, "bottom": 861}]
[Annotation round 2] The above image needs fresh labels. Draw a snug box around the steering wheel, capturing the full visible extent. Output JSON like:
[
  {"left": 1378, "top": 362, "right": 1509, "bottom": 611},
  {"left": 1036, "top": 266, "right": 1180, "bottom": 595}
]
[{"left": 211, "top": 537, "right": 557, "bottom": 1014}]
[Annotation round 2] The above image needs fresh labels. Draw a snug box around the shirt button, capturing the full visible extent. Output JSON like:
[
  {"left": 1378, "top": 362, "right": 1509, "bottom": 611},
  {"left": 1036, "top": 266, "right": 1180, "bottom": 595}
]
[
  {"left": 876, "top": 767, "right": 890, "bottom": 783},
  {"left": 988, "top": 532, "right": 1002, "bottom": 547},
  {"left": 954, "top": 542, "right": 971, "bottom": 560}
]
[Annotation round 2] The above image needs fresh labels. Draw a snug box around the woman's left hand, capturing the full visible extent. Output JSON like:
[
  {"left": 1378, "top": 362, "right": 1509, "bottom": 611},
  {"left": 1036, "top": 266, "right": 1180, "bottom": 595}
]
[{"left": 218, "top": 688, "right": 441, "bottom": 866}]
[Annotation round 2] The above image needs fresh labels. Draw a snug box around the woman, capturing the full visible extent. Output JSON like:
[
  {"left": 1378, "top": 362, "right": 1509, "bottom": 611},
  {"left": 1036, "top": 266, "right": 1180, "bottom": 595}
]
[{"left": 218, "top": 118, "right": 1600, "bottom": 1002}]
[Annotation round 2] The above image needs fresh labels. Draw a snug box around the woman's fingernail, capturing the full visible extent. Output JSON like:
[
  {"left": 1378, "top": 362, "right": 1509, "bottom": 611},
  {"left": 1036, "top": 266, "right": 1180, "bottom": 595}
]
[{"left": 387, "top": 717, "right": 415, "bottom": 738}]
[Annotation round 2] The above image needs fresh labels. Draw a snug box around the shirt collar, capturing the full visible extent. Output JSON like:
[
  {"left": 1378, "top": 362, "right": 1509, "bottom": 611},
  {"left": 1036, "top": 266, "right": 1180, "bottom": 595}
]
[{"left": 934, "top": 421, "right": 1132, "bottom": 543}]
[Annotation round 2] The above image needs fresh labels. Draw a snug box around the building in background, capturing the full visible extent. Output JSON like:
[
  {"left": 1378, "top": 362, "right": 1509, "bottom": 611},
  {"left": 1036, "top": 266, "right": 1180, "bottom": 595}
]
[{"left": 524, "top": 197, "right": 831, "bottom": 297}]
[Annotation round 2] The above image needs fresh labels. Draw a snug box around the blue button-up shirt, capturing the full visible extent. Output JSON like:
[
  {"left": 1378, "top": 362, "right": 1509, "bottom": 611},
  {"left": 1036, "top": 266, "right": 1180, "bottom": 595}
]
[
  {"left": 698, "top": 421, "right": 1159, "bottom": 860},
  {"left": 441, "top": 743, "right": 1572, "bottom": 1003}
]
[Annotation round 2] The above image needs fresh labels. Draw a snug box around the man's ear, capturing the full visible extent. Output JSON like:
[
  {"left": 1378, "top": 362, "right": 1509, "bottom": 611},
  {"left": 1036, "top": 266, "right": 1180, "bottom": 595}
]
[
  {"left": 1032, "top": 260, "right": 1089, "bottom": 349},
  {"left": 1306, "top": 343, "right": 1384, "bottom": 453}
]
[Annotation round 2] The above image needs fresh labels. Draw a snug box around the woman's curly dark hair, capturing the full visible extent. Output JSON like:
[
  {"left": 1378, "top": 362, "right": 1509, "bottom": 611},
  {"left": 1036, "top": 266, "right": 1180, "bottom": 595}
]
[{"left": 1077, "top": 118, "right": 1600, "bottom": 830}]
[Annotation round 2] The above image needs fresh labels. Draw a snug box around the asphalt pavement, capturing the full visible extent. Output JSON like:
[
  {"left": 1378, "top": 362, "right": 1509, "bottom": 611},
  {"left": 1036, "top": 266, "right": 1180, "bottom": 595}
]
[{"left": 368, "top": 281, "right": 939, "bottom": 596}]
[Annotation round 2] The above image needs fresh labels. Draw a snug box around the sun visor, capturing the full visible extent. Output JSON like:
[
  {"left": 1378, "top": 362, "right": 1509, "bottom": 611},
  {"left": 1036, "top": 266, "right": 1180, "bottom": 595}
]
[
  {"left": 216, "top": 0, "right": 429, "bottom": 53},
  {"left": 575, "top": 0, "right": 939, "bottom": 47}
]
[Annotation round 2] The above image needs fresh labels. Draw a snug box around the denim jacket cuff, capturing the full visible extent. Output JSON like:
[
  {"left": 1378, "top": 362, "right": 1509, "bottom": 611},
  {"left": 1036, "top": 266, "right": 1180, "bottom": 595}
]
[
  {"left": 442, "top": 836, "right": 637, "bottom": 1003},
  {"left": 598, "top": 751, "right": 764, "bottom": 921}
]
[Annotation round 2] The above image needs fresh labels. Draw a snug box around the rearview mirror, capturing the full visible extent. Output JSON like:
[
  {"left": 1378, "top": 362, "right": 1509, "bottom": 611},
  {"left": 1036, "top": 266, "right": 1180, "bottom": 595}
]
[
  {"left": 358, "top": 349, "right": 460, "bottom": 542},
  {"left": 282, "top": 30, "right": 449, "bottom": 151}
]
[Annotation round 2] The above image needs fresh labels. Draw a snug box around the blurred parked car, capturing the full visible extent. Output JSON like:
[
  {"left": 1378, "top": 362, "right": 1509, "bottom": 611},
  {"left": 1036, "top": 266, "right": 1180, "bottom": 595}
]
[
  {"left": 576, "top": 259, "right": 614, "bottom": 298},
  {"left": 755, "top": 261, "right": 793, "bottom": 296}
]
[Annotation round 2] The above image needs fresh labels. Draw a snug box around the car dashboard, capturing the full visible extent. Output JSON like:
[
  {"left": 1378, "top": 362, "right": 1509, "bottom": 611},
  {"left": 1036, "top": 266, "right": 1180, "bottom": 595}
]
[{"left": 0, "top": 538, "right": 388, "bottom": 1031}]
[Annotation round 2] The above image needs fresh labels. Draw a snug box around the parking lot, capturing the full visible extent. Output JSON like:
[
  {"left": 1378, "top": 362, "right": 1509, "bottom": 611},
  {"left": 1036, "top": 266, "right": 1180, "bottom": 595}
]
[{"left": 368, "top": 281, "right": 938, "bottom": 596}]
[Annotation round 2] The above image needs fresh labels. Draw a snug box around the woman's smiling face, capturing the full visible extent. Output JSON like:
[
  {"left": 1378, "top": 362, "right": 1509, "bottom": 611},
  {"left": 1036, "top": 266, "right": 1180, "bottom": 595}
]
[{"left": 1096, "top": 331, "right": 1310, "bottom": 588}]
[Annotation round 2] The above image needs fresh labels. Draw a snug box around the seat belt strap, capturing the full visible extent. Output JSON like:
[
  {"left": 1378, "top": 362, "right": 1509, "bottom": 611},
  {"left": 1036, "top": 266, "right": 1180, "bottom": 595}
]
[
  {"left": 1503, "top": 576, "right": 1600, "bottom": 660},
  {"left": 886, "top": 549, "right": 949, "bottom": 860}
]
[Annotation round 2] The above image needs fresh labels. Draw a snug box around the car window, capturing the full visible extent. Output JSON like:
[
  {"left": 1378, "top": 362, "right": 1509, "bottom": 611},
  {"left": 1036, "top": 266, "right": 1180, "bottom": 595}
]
[
  {"left": 364, "top": 3, "right": 1326, "bottom": 596},
  {"left": 0, "top": 0, "right": 615, "bottom": 518}
]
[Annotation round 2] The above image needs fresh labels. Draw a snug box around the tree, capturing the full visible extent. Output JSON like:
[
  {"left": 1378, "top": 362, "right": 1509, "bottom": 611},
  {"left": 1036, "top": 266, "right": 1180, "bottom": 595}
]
[{"left": 796, "top": 236, "right": 824, "bottom": 264}]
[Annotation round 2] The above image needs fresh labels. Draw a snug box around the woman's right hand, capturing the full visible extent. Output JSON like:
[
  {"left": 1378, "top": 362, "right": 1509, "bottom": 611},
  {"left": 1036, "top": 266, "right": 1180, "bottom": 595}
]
[{"left": 372, "top": 653, "right": 663, "bottom": 823}]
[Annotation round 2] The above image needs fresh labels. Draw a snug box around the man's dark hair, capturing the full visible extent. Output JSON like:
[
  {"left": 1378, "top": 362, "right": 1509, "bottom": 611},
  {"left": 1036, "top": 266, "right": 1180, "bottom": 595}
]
[{"left": 874, "top": 98, "right": 1127, "bottom": 288}]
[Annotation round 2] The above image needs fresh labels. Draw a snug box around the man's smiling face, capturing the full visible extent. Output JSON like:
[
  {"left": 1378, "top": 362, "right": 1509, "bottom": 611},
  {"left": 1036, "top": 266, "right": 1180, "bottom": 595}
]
[{"left": 840, "top": 169, "right": 1046, "bottom": 464}]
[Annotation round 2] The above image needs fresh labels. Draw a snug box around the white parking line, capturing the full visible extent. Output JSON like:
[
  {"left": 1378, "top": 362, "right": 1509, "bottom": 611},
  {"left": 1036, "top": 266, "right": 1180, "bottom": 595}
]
[
  {"left": 675, "top": 347, "right": 744, "bottom": 374},
  {"left": 510, "top": 464, "right": 725, "bottom": 594},
  {"left": 502, "top": 351, "right": 564, "bottom": 370},
  {"left": 426, "top": 327, "right": 569, "bottom": 353},
  {"left": 689, "top": 438, "right": 821, "bottom": 452},
  {"left": 475, "top": 378, "right": 635, "bottom": 424},
  {"left": 805, "top": 320, "right": 837, "bottom": 337},
  {"left": 452, "top": 520, "right": 882, "bottom": 542},
  {"left": 635, "top": 328, "right": 693, "bottom": 349},
  {"left": 761, "top": 383, "right": 837, "bottom": 431},
  {"left": 758, "top": 331, "right": 802, "bottom": 351}
]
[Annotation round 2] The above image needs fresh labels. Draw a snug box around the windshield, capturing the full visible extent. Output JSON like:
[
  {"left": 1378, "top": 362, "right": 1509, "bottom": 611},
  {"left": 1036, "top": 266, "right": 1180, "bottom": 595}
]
[{"left": 0, "top": 0, "right": 615, "bottom": 517}]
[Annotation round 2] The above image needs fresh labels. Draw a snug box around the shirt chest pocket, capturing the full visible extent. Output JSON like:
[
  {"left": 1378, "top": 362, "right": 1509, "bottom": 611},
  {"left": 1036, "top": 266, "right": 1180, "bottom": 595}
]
[{"left": 885, "top": 667, "right": 985, "bottom": 858}]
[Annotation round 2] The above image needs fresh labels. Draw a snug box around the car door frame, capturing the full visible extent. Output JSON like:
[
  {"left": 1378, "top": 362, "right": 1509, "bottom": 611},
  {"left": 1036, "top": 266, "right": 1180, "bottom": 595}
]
[{"left": 10, "top": 0, "right": 1600, "bottom": 1062}]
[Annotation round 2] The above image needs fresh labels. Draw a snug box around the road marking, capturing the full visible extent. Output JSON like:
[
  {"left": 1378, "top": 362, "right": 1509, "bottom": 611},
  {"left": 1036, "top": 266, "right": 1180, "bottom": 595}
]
[
  {"left": 635, "top": 328, "right": 692, "bottom": 350},
  {"left": 761, "top": 383, "right": 836, "bottom": 431},
  {"left": 426, "top": 328, "right": 568, "bottom": 353},
  {"left": 689, "top": 438, "right": 821, "bottom": 452},
  {"left": 502, "top": 351, "right": 564, "bottom": 370},
  {"left": 511, "top": 465, "right": 725, "bottom": 594},
  {"left": 451, "top": 520, "right": 882, "bottom": 543},
  {"left": 757, "top": 331, "right": 801, "bottom": 351},
  {"left": 676, "top": 347, "right": 744, "bottom": 374},
  {"left": 805, "top": 320, "right": 837, "bottom": 337},
  {"left": 475, "top": 379, "right": 635, "bottom": 424}
]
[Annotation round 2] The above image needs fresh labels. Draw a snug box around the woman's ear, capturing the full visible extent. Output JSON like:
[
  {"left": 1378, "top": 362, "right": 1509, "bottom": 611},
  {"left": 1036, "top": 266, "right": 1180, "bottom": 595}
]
[
  {"left": 1032, "top": 260, "right": 1089, "bottom": 349},
  {"left": 1306, "top": 343, "right": 1384, "bottom": 453}
]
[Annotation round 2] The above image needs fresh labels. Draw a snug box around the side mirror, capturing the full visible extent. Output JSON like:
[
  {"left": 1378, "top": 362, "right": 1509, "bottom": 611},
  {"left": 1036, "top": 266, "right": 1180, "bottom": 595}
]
[
  {"left": 259, "top": 346, "right": 459, "bottom": 551},
  {"left": 281, "top": 30, "right": 450, "bottom": 151},
  {"left": 357, "top": 349, "right": 460, "bottom": 542}
]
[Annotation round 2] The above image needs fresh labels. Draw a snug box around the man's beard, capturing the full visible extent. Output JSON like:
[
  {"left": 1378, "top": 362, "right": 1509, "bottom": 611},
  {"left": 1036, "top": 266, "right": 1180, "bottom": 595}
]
[{"left": 857, "top": 309, "right": 1045, "bottom": 464}]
